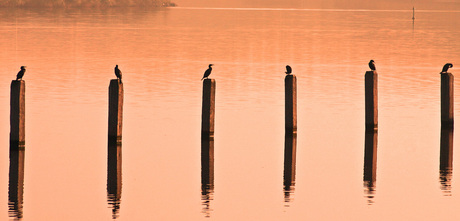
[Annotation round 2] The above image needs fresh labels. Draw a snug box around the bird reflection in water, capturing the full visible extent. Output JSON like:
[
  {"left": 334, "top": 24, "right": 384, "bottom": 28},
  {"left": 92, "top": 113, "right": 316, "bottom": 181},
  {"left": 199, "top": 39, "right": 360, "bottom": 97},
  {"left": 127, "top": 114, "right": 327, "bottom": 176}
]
[
  {"left": 439, "top": 128, "right": 453, "bottom": 196},
  {"left": 363, "top": 129, "right": 378, "bottom": 205},
  {"left": 8, "top": 143, "right": 25, "bottom": 220},
  {"left": 283, "top": 132, "right": 297, "bottom": 207},
  {"left": 107, "top": 138, "right": 122, "bottom": 219},
  {"left": 201, "top": 136, "right": 214, "bottom": 218}
]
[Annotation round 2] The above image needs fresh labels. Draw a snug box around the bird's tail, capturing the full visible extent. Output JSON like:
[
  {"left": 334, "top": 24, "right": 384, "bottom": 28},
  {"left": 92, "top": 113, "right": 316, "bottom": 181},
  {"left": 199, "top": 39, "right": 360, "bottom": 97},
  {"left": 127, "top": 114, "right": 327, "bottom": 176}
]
[{"left": 201, "top": 77, "right": 205, "bottom": 81}]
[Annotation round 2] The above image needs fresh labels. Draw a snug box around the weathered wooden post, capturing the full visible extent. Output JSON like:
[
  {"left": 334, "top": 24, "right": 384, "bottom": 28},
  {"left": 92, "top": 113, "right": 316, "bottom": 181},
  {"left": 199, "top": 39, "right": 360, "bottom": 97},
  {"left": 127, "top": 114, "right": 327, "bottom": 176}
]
[
  {"left": 201, "top": 79, "right": 216, "bottom": 137},
  {"left": 441, "top": 72, "right": 454, "bottom": 128},
  {"left": 285, "top": 75, "right": 297, "bottom": 133},
  {"left": 363, "top": 129, "right": 378, "bottom": 204},
  {"left": 283, "top": 132, "right": 297, "bottom": 204},
  {"left": 10, "top": 80, "right": 25, "bottom": 149},
  {"left": 108, "top": 79, "right": 123, "bottom": 143},
  {"left": 365, "top": 71, "right": 378, "bottom": 130},
  {"left": 8, "top": 149, "right": 25, "bottom": 219},
  {"left": 107, "top": 139, "right": 122, "bottom": 219}
]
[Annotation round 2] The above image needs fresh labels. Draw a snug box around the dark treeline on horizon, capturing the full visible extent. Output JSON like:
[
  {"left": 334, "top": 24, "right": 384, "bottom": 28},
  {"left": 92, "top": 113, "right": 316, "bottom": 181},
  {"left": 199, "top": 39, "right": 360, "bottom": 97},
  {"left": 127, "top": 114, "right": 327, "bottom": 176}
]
[{"left": 0, "top": 0, "right": 176, "bottom": 8}]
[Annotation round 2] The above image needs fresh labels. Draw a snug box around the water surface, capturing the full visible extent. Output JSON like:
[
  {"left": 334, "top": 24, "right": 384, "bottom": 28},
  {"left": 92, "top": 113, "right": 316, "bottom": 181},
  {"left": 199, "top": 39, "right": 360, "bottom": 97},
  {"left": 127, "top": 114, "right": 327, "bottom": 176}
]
[{"left": 1, "top": 7, "right": 460, "bottom": 220}]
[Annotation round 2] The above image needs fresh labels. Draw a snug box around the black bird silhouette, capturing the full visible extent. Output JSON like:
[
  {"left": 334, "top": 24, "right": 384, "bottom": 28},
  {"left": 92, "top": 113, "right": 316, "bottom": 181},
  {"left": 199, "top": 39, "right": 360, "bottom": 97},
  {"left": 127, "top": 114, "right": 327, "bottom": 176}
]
[
  {"left": 442, "top": 63, "right": 453, "bottom": 73},
  {"left": 368, "top": 60, "right": 376, "bottom": 71},
  {"left": 285, "top": 65, "right": 292, "bottom": 75},
  {"left": 115, "top": 65, "right": 122, "bottom": 83},
  {"left": 16, "top": 66, "right": 26, "bottom": 80},
  {"left": 201, "top": 64, "right": 213, "bottom": 80}
]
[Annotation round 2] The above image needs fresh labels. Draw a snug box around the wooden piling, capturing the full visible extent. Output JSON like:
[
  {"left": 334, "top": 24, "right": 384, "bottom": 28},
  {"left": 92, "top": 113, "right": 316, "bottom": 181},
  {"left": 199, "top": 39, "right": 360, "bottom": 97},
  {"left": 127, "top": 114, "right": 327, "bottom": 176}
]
[
  {"left": 108, "top": 79, "right": 123, "bottom": 143},
  {"left": 365, "top": 71, "right": 378, "bottom": 130},
  {"left": 9, "top": 80, "right": 25, "bottom": 216},
  {"left": 201, "top": 79, "right": 216, "bottom": 137},
  {"left": 10, "top": 80, "right": 25, "bottom": 149},
  {"left": 8, "top": 149, "right": 25, "bottom": 219},
  {"left": 441, "top": 72, "right": 454, "bottom": 128},
  {"left": 285, "top": 75, "right": 297, "bottom": 133}
]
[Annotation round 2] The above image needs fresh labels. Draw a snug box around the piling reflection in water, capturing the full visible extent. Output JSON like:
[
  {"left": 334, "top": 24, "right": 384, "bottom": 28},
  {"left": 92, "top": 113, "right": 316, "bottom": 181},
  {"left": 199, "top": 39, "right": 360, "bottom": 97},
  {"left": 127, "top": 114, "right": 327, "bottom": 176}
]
[
  {"left": 439, "top": 128, "right": 453, "bottom": 196},
  {"left": 201, "top": 136, "right": 214, "bottom": 218},
  {"left": 107, "top": 139, "right": 122, "bottom": 219},
  {"left": 283, "top": 132, "right": 297, "bottom": 206},
  {"left": 363, "top": 130, "right": 378, "bottom": 205},
  {"left": 8, "top": 143, "right": 25, "bottom": 220}
]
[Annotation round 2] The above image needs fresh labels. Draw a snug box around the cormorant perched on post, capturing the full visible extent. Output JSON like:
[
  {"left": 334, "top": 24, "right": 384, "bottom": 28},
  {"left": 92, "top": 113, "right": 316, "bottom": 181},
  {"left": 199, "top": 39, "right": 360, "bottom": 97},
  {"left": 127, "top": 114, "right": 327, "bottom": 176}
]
[
  {"left": 441, "top": 63, "right": 453, "bottom": 73},
  {"left": 16, "top": 66, "right": 26, "bottom": 80},
  {"left": 201, "top": 64, "right": 214, "bottom": 80},
  {"left": 368, "top": 60, "right": 376, "bottom": 71},
  {"left": 285, "top": 65, "right": 292, "bottom": 75},
  {"left": 115, "top": 65, "right": 122, "bottom": 83}
]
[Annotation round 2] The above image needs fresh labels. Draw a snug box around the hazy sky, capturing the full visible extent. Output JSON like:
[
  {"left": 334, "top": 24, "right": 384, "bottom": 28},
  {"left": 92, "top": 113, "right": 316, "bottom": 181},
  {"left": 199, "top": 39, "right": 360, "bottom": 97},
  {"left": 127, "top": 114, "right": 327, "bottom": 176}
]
[{"left": 174, "top": 0, "right": 460, "bottom": 10}]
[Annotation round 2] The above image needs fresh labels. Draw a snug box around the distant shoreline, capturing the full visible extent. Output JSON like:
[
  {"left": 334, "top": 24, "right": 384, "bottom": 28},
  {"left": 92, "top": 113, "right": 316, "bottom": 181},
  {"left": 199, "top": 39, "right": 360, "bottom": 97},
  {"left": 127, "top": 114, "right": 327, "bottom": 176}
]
[{"left": 0, "top": 1, "right": 177, "bottom": 8}]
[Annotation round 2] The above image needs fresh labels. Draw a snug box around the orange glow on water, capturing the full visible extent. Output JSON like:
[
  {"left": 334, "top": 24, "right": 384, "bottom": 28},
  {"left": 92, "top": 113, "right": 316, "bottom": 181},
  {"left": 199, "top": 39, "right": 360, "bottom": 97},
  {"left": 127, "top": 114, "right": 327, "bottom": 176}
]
[{"left": 0, "top": 7, "right": 460, "bottom": 220}]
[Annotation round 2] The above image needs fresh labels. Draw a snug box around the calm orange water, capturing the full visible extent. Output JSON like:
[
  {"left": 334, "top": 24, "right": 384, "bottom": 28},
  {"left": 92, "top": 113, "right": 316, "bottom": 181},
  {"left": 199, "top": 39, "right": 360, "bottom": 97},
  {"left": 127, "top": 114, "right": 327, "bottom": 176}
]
[{"left": 1, "top": 7, "right": 460, "bottom": 220}]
